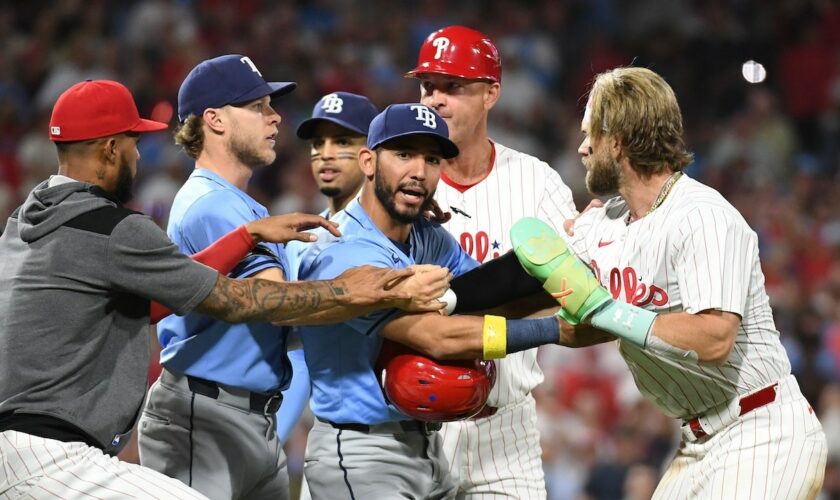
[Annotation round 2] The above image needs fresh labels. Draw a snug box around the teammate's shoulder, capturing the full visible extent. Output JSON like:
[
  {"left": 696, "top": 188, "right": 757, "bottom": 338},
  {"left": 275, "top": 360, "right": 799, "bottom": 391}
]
[
  {"left": 494, "top": 142, "right": 549, "bottom": 168},
  {"left": 63, "top": 204, "right": 144, "bottom": 236},
  {"left": 670, "top": 176, "right": 750, "bottom": 227}
]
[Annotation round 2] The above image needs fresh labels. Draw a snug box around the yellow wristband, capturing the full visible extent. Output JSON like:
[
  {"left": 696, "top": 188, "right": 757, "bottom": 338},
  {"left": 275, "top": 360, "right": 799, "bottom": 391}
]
[{"left": 482, "top": 315, "right": 507, "bottom": 360}]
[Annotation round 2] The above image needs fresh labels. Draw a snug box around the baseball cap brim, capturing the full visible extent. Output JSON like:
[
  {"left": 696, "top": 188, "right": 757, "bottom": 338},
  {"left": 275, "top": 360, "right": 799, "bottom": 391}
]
[
  {"left": 296, "top": 117, "right": 367, "bottom": 139},
  {"left": 130, "top": 118, "right": 169, "bottom": 133},
  {"left": 232, "top": 81, "right": 297, "bottom": 106},
  {"left": 374, "top": 131, "right": 459, "bottom": 160}
]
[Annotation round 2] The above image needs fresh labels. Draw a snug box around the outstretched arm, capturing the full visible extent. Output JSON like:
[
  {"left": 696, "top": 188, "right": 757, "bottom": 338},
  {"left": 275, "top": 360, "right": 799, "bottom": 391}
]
[
  {"left": 194, "top": 264, "right": 449, "bottom": 325},
  {"left": 151, "top": 213, "right": 341, "bottom": 323}
]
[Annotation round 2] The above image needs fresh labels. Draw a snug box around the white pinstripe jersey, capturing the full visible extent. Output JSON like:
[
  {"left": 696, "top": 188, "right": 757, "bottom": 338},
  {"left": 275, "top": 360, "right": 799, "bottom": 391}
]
[
  {"left": 567, "top": 175, "right": 791, "bottom": 420},
  {"left": 434, "top": 141, "right": 577, "bottom": 407}
]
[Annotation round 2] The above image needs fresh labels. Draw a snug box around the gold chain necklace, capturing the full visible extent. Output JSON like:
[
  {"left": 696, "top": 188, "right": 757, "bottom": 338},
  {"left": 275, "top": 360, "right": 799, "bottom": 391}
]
[{"left": 626, "top": 171, "right": 682, "bottom": 224}]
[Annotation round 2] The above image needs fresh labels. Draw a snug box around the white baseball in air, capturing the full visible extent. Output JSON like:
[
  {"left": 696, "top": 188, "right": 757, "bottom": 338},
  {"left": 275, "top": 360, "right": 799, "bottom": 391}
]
[{"left": 742, "top": 60, "right": 767, "bottom": 84}]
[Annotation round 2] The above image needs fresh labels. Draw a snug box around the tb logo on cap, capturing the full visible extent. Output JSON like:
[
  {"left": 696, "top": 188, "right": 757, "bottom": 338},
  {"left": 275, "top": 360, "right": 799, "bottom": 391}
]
[
  {"left": 411, "top": 105, "right": 437, "bottom": 129},
  {"left": 432, "top": 37, "right": 450, "bottom": 60},
  {"left": 240, "top": 56, "right": 262, "bottom": 77},
  {"left": 321, "top": 93, "right": 344, "bottom": 114}
]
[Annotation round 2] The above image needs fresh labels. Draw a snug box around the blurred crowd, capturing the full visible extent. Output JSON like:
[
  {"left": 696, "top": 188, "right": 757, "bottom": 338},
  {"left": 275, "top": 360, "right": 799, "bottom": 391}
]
[{"left": 2, "top": 0, "right": 840, "bottom": 498}]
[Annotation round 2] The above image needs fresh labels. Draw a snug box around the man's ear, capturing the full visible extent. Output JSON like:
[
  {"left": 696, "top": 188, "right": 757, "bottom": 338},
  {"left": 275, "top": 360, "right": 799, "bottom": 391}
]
[
  {"left": 610, "top": 135, "right": 622, "bottom": 161},
  {"left": 358, "top": 148, "right": 376, "bottom": 178},
  {"left": 102, "top": 137, "right": 118, "bottom": 164},
  {"left": 203, "top": 108, "right": 226, "bottom": 134},
  {"left": 484, "top": 82, "right": 501, "bottom": 111}
]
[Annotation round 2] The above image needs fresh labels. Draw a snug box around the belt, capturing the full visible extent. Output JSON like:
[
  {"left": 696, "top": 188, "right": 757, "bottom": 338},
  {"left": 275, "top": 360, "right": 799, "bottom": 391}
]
[
  {"left": 185, "top": 375, "right": 283, "bottom": 415},
  {"left": 469, "top": 405, "right": 498, "bottom": 420},
  {"left": 686, "top": 383, "right": 778, "bottom": 440},
  {"left": 321, "top": 418, "right": 442, "bottom": 435}
]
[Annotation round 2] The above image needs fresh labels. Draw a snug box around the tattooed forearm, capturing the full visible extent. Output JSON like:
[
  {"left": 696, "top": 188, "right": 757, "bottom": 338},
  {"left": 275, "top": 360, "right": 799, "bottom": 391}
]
[{"left": 195, "top": 275, "right": 379, "bottom": 325}]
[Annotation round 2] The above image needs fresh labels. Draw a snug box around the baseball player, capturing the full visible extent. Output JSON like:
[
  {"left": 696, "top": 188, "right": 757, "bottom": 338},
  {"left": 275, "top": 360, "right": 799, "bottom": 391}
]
[
  {"left": 511, "top": 67, "right": 827, "bottom": 499},
  {"left": 294, "top": 103, "right": 567, "bottom": 500},
  {"left": 277, "top": 91, "right": 378, "bottom": 448},
  {"left": 406, "top": 25, "right": 578, "bottom": 498},
  {"left": 0, "top": 80, "right": 429, "bottom": 500},
  {"left": 136, "top": 56, "right": 450, "bottom": 500}
]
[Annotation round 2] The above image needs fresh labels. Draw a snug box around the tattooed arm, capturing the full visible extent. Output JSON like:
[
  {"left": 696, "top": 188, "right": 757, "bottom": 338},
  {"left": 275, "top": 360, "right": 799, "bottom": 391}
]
[{"left": 195, "top": 264, "right": 451, "bottom": 325}]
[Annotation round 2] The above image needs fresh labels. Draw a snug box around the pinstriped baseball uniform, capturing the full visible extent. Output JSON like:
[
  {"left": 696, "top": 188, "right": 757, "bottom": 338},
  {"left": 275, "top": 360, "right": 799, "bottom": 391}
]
[
  {"left": 567, "top": 174, "right": 827, "bottom": 499},
  {"left": 1, "top": 431, "right": 208, "bottom": 499},
  {"left": 434, "top": 141, "right": 577, "bottom": 498}
]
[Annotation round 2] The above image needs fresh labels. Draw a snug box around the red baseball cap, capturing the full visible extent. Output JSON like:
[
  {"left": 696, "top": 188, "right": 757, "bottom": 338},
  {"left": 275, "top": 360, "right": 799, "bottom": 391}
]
[{"left": 49, "top": 80, "right": 168, "bottom": 142}]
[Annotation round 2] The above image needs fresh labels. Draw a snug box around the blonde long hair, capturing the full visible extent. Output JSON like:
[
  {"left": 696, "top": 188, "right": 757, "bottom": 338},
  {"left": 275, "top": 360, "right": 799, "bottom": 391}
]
[{"left": 587, "top": 67, "right": 693, "bottom": 177}]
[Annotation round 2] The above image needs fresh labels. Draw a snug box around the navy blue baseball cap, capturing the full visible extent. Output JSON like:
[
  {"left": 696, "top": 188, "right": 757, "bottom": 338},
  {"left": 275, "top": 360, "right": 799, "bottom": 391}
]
[
  {"left": 367, "top": 103, "right": 459, "bottom": 159},
  {"left": 296, "top": 92, "right": 379, "bottom": 139},
  {"left": 177, "top": 54, "right": 297, "bottom": 122}
]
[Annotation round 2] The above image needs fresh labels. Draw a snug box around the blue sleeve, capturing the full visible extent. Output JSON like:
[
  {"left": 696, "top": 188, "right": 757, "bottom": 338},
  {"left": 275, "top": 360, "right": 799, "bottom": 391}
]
[
  {"left": 276, "top": 348, "right": 310, "bottom": 443},
  {"left": 179, "top": 190, "right": 286, "bottom": 279},
  {"left": 300, "top": 241, "right": 400, "bottom": 336},
  {"left": 427, "top": 224, "right": 479, "bottom": 277}
]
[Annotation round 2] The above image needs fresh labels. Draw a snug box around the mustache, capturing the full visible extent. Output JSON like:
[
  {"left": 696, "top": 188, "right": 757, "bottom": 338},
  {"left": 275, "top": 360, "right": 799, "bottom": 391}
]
[{"left": 398, "top": 181, "right": 428, "bottom": 196}]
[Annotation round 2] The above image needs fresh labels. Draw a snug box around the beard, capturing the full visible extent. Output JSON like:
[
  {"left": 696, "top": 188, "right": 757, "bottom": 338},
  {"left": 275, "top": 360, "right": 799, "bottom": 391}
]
[
  {"left": 585, "top": 153, "right": 622, "bottom": 196},
  {"left": 373, "top": 161, "right": 433, "bottom": 224},
  {"left": 113, "top": 151, "right": 134, "bottom": 204},
  {"left": 320, "top": 186, "right": 341, "bottom": 197},
  {"left": 229, "top": 129, "right": 275, "bottom": 169}
]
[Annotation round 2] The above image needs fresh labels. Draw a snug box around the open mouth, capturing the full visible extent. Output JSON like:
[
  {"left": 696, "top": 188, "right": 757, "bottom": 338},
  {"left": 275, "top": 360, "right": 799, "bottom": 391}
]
[
  {"left": 318, "top": 167, "right": 340, "bottom": 182},
  {"left": 398, "top": 186, "right": 427, "bottom": 205}
]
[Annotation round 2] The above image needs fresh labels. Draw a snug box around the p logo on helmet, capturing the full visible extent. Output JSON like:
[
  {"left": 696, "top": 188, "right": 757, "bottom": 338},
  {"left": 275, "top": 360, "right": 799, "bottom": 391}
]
[
  {"left": 406, "top": 25, "right": 502, "bottom": 83},
  {"left": 432, "top": 37, "right": 450, "bottom": 60}
]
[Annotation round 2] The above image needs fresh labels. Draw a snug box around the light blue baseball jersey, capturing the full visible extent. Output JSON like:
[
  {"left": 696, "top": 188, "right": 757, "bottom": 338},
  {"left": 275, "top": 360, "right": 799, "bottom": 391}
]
[
  {"left": 157, "top": 168, "right": 291, "bottom": 393},
  {"left": 296, "top": 198, "right": 479, "bottom": 425}
]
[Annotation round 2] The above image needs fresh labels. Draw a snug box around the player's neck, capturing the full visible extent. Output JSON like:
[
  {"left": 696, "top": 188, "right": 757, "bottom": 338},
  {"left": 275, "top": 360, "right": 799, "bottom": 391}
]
[
  {"left": 327, "top": 186, "right": 362, "bottom": 215},
  {"left": 195, "top": 146, "right": 254, "bottom": 191},
  {"left": 443, "top": 137, "right": 493, "bottom": 185},
  {"left": 360, "top": 187, "right": 411, "bottom": 242},
  {"left": 621, "top": 168, "right": 678, "bottom": 223}
]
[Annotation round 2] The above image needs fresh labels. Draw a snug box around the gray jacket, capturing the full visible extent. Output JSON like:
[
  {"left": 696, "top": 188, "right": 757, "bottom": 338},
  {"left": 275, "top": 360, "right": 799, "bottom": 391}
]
[{"left": 0, "top": 179, "right": 217, "bottom": 454}]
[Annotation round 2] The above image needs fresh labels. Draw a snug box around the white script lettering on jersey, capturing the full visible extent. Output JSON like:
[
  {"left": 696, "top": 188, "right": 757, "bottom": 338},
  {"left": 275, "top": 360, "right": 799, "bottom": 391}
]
[
  {"left": 239, "top": 56, "right": 262, "bottom": 76},
  {"left": 321, "top": 94, "right": 343, "bottom": 114},
  {"left": 411, "top": 105, "right": 437, "bottom": 128},
  {"left": 433, "top": 37, "right": 450, "bottom": 59}
]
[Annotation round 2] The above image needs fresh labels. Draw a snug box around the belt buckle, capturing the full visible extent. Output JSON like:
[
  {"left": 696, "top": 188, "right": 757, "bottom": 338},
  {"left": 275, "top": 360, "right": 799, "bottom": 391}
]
[{"left": 264, "top": 394, "right": 282, "bottom": 414}]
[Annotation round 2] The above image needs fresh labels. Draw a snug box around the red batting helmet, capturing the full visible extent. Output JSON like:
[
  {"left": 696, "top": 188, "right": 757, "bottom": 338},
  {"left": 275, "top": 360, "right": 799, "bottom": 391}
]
[
  {"left": 406, "top": 26, "right": 502, "bottom": 83},
  {"left": 378, "top": 340, "right": 496, "bottom": 422}
]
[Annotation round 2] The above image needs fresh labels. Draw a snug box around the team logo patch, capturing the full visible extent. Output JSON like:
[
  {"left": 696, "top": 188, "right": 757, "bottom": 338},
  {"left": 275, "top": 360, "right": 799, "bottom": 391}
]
[
  {"left": 410, "top": 105, "right": 436, "bottom": 129},
  {"left": 321, "top": 93, "right": 343, "bottom": 113},
  {"left": 239, "top": 56, "right": 262, "bottom": 76},
  {"left": 432, "top": 37, "right": 450, "bottom": 59}
]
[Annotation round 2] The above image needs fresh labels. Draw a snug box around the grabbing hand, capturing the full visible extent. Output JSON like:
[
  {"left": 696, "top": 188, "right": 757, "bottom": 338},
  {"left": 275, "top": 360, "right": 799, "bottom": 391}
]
[
  {"left": 563, "top": 199, "right": 604, "bottom": 236},
  {"left": 331, "top": 265, "right": 451, "bottom": 312},
  {"left": 245, "top": 213, "right": 340, "bottom": 244},
  {"left": 423, "top": 199, "right": 452, "bottom": 224},
  {"left": 389, "top": 264, "right": 453, "bottom": 312}
]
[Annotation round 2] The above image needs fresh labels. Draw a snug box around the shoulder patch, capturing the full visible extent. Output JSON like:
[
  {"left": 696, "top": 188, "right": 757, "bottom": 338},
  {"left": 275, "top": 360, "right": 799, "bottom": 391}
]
[{"left": 63, "top": 206, "right": 141, "bottom": 236}]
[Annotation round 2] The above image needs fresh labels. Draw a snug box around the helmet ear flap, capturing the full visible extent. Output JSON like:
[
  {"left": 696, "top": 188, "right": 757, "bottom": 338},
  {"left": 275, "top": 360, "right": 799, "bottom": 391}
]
[
  {"left": 406, "top": 25, "right": 502, "bottom": 83},
  {"left": 377, "top": 339, "right": 497, "bottom": 423}
]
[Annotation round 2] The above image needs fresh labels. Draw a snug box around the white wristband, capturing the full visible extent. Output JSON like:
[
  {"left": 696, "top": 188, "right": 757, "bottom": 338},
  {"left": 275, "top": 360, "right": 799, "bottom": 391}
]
[{"left": 440, "top": 288, "right": 457, "bottom": 315}]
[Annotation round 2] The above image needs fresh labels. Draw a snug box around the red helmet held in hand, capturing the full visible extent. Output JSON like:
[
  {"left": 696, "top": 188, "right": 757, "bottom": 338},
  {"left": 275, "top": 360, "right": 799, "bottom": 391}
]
[
  {"left": 406, "top": 25, "right": 502, "bottom": 83},
  {"left": 378, "top": 340, "right": 496, "bottom": 422}
]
